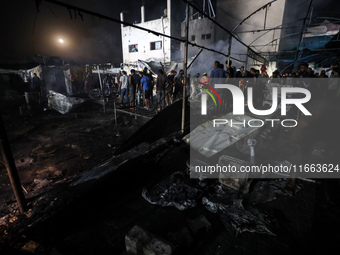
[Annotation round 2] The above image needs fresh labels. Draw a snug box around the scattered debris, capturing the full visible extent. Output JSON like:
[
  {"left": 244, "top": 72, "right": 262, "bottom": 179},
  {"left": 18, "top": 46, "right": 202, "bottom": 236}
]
[
  {"left": 167, "top": 227, "right": 193, "bottom": 249},
  {"left": 15, "top": 157, "right": 34, "bottom": 169},
  {"left": 82, "top": 152, "right": 93, "bottom": 160},
  {"left": 71, "top": 135, "right": 176, "bottom": 186},
  {"left": 125, "top": 225, "right": 173, "bottom": 255},
  {"left": 31, "top": 144, "right": 57, "bottom": 158},
  {"left": 21, "top": 185, "right": 28, "bottom": 194},
  {"left": 142, "top": 172, "right": 200, "bottom": 211},
  {"left": 47, "top": 90, "right": 86, "bottom": 114},
  {"left": 187, "top": 215, "right": 211, "bottom": 235},
  {"left": 218, "top": 155, "right": 251, "bottom": 192},
  {"left": 21, "top": 240, "right": 39, "bottom": 253},
  {"left": 202, "top": 196, "right": 275, "bottom": 236},
  {"left": 249, "top": 178, "right": 302, "bottom": 204},
  {"left": 33, "top": 178, "right": 52, "bottom": 190}
]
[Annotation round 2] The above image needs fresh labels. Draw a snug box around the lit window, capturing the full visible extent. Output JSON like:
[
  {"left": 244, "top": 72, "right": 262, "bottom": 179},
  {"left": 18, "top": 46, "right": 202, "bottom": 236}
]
[
  {"left": 201, "top": 34, "right": 211, "bottom": 40},
  {"left": 150, "top": 41, "right": 162, "bottom": 50},
  {"left": 129, "top": 44, "right": 138, "bottom": 52}
]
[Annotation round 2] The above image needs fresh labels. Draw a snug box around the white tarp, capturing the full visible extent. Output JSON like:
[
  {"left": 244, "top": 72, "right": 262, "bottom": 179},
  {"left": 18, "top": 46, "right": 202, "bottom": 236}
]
[
  {"left": 47, "top": 90, "right": 86, "bottom": 114},
  {"left": 183, "top": 113, "right": 265, "bottom": 158}
]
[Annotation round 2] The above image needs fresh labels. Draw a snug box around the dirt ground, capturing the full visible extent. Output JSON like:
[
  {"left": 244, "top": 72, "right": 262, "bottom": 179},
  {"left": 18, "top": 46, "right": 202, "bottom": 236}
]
[{"left": 0, "top": 96, "right": 148, "bottom": 221}]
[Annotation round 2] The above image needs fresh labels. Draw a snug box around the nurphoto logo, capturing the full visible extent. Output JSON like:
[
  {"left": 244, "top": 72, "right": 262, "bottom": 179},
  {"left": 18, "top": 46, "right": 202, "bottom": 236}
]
[{"left": 201, "top": 84, "right": 312, "bottom": 116}]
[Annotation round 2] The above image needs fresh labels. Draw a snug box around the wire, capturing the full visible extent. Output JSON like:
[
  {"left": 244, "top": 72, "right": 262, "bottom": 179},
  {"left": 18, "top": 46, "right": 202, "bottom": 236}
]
[
  {"left": 182, "top": 0, "right": 266, "bottom": 63},
  {"left": 40, "top": 0, "right": 244, "bottom": 62}
]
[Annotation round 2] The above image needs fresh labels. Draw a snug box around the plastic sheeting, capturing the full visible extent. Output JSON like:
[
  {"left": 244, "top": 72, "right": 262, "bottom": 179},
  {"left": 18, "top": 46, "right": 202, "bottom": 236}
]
[
  {"left": 202, "top": 193, "right": 275, "bottom": 236},
  {"left": 142, "top": 170, "right": 303, "bottom": 235},
  {"left": 142, "top": 172, "right": 201, "bottom": 211},
  {"left": 47, "top": 90, "right": 86, "bottom": 114},
  {"left": 249, "top": 178, "right": 301, "bottom": 204}
]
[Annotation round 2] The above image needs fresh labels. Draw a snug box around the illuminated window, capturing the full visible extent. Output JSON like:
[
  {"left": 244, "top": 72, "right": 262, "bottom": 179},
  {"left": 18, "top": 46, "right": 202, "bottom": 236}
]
[
  {"left": 150, "top": 41, "right": 162, "bottom": 50},
  {"left": 201, "top": 34, "right": 211, "bottom": 40},
  {"left": 129, "top": 44, "right": 138, "bottom": 52}
]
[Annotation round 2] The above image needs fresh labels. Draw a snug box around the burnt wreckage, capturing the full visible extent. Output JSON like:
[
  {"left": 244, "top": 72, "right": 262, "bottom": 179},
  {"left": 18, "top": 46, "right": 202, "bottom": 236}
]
[{"left": 1, "top": 1, "right": 340, "bottom": 254}]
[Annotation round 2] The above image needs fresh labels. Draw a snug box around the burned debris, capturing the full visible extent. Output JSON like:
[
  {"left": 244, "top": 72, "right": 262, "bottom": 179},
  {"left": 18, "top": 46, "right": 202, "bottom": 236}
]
[{"left": 1, "top": 0, "right": 340, "bottom": 254}]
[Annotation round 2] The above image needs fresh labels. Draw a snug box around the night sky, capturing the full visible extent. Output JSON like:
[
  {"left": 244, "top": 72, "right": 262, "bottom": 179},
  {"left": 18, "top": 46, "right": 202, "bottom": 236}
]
[
  {"left": 1, "top": 0, "right": 170, "bottom": 65},
  {"left": 1, "top": 0, "right": 339, "bottom": 66}
]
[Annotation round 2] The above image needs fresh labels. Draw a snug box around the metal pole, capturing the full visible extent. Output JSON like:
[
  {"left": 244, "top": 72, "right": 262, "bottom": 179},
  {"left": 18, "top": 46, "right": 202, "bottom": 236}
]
[
  {"left": 135, "top": 102, "right": 137, "bottom": 120},
  {"left": 181, "top": 2, "right": 189, "bottom": 134},
  {"left": 114, "top": 102, "right": 117, "bottom": 127},
  {"left": 264, "top": 6, "right": 267, "bottom": 30},
  {"left": 0, "top": 114, "right": 27, "bottom": 214},
  {"left": 97, "top": 65, "right": 106, "bottom": 113},
  {"left": 227, "top": 35, "right": 232, "bottom": 68}
]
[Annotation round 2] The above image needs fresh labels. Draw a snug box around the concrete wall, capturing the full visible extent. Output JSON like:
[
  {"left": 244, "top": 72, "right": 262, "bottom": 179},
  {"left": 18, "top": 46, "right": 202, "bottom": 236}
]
[
  {"left": 181, "top": 17, "right": 216, "bottom": 58},
  {"left": 121, "top": 16, "right": 171, "bottom": 65},
  {"left": 120, "top": 0, "right": 185, "bottom": 67}
]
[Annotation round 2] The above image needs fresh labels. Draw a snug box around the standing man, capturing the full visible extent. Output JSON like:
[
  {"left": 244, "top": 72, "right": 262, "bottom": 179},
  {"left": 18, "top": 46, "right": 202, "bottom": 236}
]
[
  {"left": 140, "top": 71, "right": 152, "bottom": 109},
  {"left": 114, "top": 73, "right": 119, "bottom": 93},
  {"left": 32, "top": 73, "right": 41, "bottom": 94},
  {"left": 156, "top": 69, "right": 167, "bottom": 111},
  {"left": 210, "top": 61, "right": 226, "bottom": 113},
  {"left": 119, "top": 71, "right": 129, "bottom": 104},
  {"left": 137, "top": 71, "right": 144, "bottom": 106},
  {"left": 146, "top": 70, "right": 154, "bottom": 104},
  {"left": 225, "top": 60, "right": 235, "bottom": 78},
  {"left": 129, "top": 69, "right": 140, "bottom": 107},
  {"left": 173, "top": 69, "right": 184, "bottom": 101},
  {"left": 209, "top": 61, "right": 225, "bottom": 81},
  {"left": 165, "top": 70, "right": 176, "bottom": 106}
]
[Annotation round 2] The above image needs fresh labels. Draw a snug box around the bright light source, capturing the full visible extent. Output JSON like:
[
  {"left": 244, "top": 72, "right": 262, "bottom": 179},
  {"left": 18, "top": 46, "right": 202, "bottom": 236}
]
[{"left": 59, "top": 39, "right": 64, "bottom": 43}]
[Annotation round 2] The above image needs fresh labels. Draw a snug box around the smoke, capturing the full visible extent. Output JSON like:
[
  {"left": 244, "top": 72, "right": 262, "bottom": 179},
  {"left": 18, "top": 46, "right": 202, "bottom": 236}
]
[
  {"left": 186, "top": 39, "right": 246, "bottom": 76},
  {"left": 71, "top": 25, "right": 122, "bottom": 65}
]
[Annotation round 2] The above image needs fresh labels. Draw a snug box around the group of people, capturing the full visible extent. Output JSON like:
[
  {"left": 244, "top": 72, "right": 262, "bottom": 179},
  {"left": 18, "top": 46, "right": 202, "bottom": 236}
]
[
  {"left": 117, "top": 69, "right": 154, "bottom": 109},
  {"left": 116, "top": 68, "right": 190, "bottom": 110},
  {"left": 190, "top": 60, "right": 340, "bottom": 102},
  {"left": 112, "top": 59, "right": 339, "bottom": 111}
]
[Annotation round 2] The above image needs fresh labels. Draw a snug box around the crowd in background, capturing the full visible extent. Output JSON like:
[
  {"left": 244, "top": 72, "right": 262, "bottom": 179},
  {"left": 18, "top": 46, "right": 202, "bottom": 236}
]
[{"left": 100, "top": 59, "right": 339, "bottom": 111}]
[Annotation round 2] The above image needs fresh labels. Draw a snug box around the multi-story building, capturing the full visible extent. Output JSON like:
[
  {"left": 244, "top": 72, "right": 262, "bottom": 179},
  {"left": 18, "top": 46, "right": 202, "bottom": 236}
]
[{"left": 120, "top": 0, "right": 184, "bottom": 72}]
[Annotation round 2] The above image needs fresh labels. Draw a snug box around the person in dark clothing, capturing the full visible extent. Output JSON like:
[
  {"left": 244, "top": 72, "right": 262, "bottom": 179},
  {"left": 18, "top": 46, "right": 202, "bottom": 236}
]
[
  {"left": 166, "top": 70, "right": 176, "bottom": 106},
  {"left": 210, "top": 61, "right": 226, "bottom": 113},
  {"left": 210, "top": 61, "right": 226, "bottom": 80},
  {"left": 146, "top": 70, "right": 155, "bottom": 104},
  {"left": 173, "top": 69, "right": 184, "bottom": 101},
  {"left": 225, "top": 60, "right": 235, "bottom": 78},
  {"left": 129, "top": 69, "right": 140, "bottom": 107},
  {"left": 235, "top": 66, "right": 246, "bottom": 78},
  {"left": 156, "top": 69, "right": 167, "bottom": 110},
  {"left": 32, "top": 73, "right": 41, "bottom": 93},
  {"left": 137, "top": 71, "right": 143, "bottom": 106}
]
